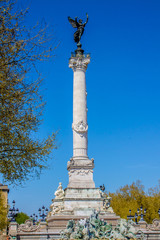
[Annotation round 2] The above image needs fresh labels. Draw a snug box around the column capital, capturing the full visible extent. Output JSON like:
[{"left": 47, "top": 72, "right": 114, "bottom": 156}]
[{"left": 69, "top": 53, "right": 90, "bottom": 72}]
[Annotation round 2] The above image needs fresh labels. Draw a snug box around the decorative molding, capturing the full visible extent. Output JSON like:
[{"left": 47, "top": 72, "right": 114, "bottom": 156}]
[
  {"left": 18, "top": 219, "right": 40, "bottom": 232},
  {"left": 69, "top": 169, "right": 93, "bottom": 177},
  {"left": 69, "top": 56, "right": 90, "bottom": 72},
  {"left": 147, "top": 219, "right": 160, "bottom": 231},
  {"left": 72, "top": 121, "right": 88, "bottom": 136}
]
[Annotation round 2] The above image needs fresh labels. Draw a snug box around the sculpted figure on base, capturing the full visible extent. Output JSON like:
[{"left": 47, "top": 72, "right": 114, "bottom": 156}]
[
  {"left": 54, "top": 182, "right": 64, "bottom": 199},
  {"left": 49, "top": 183, "right": 65, "bottom": 216}
]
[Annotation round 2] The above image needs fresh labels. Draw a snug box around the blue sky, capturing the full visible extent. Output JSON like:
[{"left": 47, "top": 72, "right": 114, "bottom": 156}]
[{"left": 6, "top": 0, "right": 160, "bottom": 216}]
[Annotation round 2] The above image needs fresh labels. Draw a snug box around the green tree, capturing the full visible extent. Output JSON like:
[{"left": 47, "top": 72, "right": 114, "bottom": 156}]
[
  {"left": 0, "top": 0, "right": 57, "bottom": 185},
  {"left": 109, "top": 181, "right": 160, "bottom": 224},
  {"left": 15, "top": 212, "right": 29, "bottom": 225}
]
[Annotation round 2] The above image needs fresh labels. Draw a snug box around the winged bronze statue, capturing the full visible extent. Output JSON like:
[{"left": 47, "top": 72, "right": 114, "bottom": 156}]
[{"left": 68, "top": 14, "right": 89, "bottom": 47}]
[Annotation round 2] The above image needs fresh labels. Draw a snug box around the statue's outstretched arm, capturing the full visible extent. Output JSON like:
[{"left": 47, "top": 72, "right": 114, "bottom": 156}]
[
  {"left": 75, "top": 17, "right": 78, "bottom": 22},
  {"left": 84, "top": 13, "right": 89, "bottom": 25}
]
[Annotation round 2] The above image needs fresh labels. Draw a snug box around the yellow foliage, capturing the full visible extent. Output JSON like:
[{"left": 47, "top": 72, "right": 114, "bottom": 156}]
[
  {"left": 109, "top": 181, "right": 160, "bottom": 224},
  {"left": 0, "top": 191, "right": 7, "bottom": 231}
]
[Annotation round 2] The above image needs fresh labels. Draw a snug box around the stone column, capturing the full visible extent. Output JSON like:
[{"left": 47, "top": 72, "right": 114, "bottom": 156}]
[
  {"left": 71, "top": 54, "right": 90, "bottom": 159},
  {"left": 67, "top": 53, "right": 95, "bottom": 188}
]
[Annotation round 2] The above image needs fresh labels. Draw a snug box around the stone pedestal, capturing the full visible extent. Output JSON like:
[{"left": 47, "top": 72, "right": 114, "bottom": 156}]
[
  {"left": 8, "top": 222, "right": 18, "bottom": 237},
  {"left": 47, "top": 213, "right": 120, "bottom": 234}
]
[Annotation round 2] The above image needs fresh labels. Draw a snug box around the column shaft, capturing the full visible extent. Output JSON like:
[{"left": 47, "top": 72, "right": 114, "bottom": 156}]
[
  {"left": 73, "top": 69, "right": 88, "bottom": 158},
  {"left": 68, "top": 53, "right": 95, "bottom": 188}
]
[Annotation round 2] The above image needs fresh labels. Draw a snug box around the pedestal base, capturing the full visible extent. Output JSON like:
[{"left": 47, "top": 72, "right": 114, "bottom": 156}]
[
  {"left": 47, "top": 213, "right": 120, "bottom": 236},
  {"left": 48, "top": 185, "right": 120, "bottom": 238}
]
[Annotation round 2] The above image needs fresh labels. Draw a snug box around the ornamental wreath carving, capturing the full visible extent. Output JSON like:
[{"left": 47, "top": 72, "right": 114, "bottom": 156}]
[
  {"left": 50, "top": 202, "right": 64, "bottom": 215},
  {"left": 72, "top": 121, "right": 88, "bottom": 136},
  {"left": 18, "top": 219, "right": 40, "bottom": 232}
]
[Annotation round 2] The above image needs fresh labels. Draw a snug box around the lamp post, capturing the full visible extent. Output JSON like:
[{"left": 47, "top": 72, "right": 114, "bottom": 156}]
[
  {"left": 30, "top": 213, "right": 38, "bottom": 225},
  {"left": 38, "top": 206, "right": 48, "bottom": 222},
  {"left": 8, "top": 200, "right": 19, "bottom": 222},
  {"left": 127, "top": 209, "right": 134, "bottom": 221},
  {"left": 137, "top": 206, "right": 146, "bottom": 222},
  {"left": 46, "top": 224, "right": 50, "bottom": 239},
  {"left": 127, "top": 206, "right": 146, "bottom": 224},
  {"left": 158, "top": 208, "right": 160, "bottom": 218}
]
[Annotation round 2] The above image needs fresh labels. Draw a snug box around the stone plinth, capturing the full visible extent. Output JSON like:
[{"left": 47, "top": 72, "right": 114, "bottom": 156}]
[
  {"left": 52, "top": 188, "right": 104, "bottom": 216},
  {"left": 48, "top": 182, "right": 120, "bottom": 237},
  {"left": 47, "top": 213, "right": 120, "bottom": 234},
  {"left": 8, "top": 222, "right": 18, "bottom": 237}
]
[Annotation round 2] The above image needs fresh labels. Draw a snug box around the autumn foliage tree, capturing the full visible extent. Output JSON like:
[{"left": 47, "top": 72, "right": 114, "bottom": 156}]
[
  {"left": 0, "top": 0, "right": 57, "bottom": 185},
  {"left": 0, "top": 191, "right": 7, "bottom": 231},
  {"left": 109, "top": 181, "right": 160, "bottom": 224}
]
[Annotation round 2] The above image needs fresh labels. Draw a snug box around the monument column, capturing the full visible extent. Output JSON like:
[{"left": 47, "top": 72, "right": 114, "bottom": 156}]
[
  {"left": 70, "top": 54, "right": 90, "bottom": 159},
  {"left": 48, "top": 15, "right": 119, "bottom": 224},
  {"left": 67, "top": 52, "right": 95, "bottom": 188}
]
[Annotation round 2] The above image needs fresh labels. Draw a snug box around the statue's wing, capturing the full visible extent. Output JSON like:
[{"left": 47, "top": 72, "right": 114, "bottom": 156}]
[{"left": 68, "top": 17, "right": 78, "bottom": 28}]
